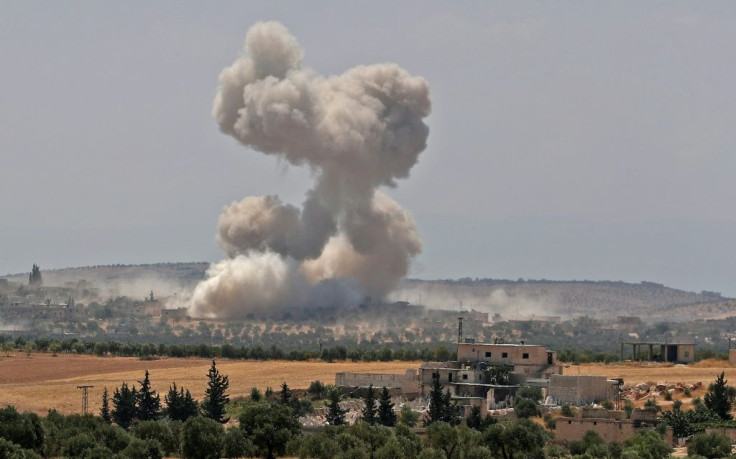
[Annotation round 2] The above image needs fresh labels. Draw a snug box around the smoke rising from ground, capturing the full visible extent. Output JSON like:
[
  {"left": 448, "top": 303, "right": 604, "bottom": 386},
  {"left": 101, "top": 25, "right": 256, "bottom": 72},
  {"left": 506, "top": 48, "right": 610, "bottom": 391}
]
[
  {"left": 388, "top": 283, "right": 562, "bottom": 319},
  {"left": 190, "top": 22, "right": 430, "bottom": 318}
]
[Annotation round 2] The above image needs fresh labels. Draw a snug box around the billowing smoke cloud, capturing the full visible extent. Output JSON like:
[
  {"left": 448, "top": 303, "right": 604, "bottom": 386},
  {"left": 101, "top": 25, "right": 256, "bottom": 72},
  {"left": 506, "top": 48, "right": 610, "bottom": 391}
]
[{"left": 190, "top": 22, "right": 430, "bottom": 318}]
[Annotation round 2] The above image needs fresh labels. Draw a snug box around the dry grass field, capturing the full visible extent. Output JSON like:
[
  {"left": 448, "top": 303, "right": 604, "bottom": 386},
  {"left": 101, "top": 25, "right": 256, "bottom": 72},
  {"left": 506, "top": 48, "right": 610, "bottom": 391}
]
[
  {"left": 562, "top": 360, "right": 735, "bottom": 385},
  {"left": 3, "top": 352, "right": 734, "bottom": 417},
  {"left": 0, "top": 352, "right": 420, "bottom": 415}
]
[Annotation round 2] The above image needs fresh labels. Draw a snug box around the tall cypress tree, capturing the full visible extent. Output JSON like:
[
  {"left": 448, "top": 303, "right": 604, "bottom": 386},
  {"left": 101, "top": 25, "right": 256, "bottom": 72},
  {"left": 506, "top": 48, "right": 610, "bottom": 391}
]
[
  {"left": 705, "top": 372, "right": 736, "bottom": 420},
  {"left": 280, "top": 381, "right": 292, "bottom": 405},
  {"left": 377, "top": 386, "right": 397, "bottom": 427},
  {"left": 180, "top": 388, "right": 199, "bottom": 421},
  {"left": 326, "top": 388, "right": 346, "bottom": 426},
  {"left": 166, "top": 383, "right": 199, "bottom": 422},
  {"left": 100, "top": 387, "right": 112, "bottom": 424},
  {"left": 137, "top": 370, "right": 162, "bottom": 421},
  {"left": 165, "top": 383, "right": 182, "bottom": 419},
  {"left": 362, "top": 384, "right": 377, "bottom": 425},
  {"left": 203, "top": 360, "right": 230, "bottom": 423},
  {"left": 112, "top": 382, "right": 137, "bottom": 429},
  {"left": 427, "top": 373, "right": 445, "bottom": 425},
  {"left": 28, "top": 264, "right": 43, "bottom": 286}
]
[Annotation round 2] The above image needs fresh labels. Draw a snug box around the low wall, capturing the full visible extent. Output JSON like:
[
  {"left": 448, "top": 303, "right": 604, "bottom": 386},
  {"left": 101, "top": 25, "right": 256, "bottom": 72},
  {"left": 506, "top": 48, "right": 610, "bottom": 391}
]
[{"left": 335, "top": 372, "right": 403, "bottom": 389}]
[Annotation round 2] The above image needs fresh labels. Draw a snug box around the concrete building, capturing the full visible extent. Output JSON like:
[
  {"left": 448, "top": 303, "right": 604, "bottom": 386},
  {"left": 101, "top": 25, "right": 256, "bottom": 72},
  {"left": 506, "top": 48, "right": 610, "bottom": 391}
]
[
  {"left": 161, "top": 307, "right": 189, "bottom": 320},
  {"left": 419, "top": 341, "right": 562, "bottom": 413},
  {"left": 620, "top": 341, "right": 695, "bottom": 363},
  {"left": 617, "top": 316, "right": 642, "bottom": 330}
]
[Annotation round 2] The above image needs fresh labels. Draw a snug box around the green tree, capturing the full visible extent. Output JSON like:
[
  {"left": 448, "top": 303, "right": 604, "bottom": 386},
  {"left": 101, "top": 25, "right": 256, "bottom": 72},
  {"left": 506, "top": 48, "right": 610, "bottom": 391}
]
[
  {"left": 0, "top": 406, "right": 44, "bottom": 453},
  {"left": 622, "top": 430, "right": 671, "bottom": 459},
  {"left": 377, "top": 387, "right": 397, "bottom": 427},
  {"left": 326, "top": 388, "right": 346, "bottom": 426},
  {"left": 132, "top": 421, "right": 177, "bottom": 456},
  {"left": 394, "top": 424, "right": 423, "bottom": 458},
  {"left": 202, "top": 360, "right": 230, "bottom": 423},
  {"left": 514, "top": 386, "right": 541, "bottom": 419},
  {"left": 61, "top": 432, "right": 97, "bottom": 458},
  {"left": 137, "top": 370, "right": 162, "bottom": 422},
  {"left": 250, "top": 387, "right": 262, "bottom": 402},
  {"left": 237, "top": 400, "right": 301, "bottom": 459},
  {"left": 704, "top": 372, "right": 736, "bottom": 420},
  {"left": 165, "top": 383, "right": 198, "bottom": 422},
  {"left": 280, "top": 381, "right": 292, "bottom": 405},
  {"left": 223, "top": 427, "right": 255, "bottom": 459},
  {"left": 350, "top": 424, "right": 392, "bottom": 459},
  {"left": 181, "top": 416, "right": 225, "bottom": 459},
  {"left": 426, "top": 422, "right": 460, "bottom": 459},
  {"left": 28, "top": 264, "right": 42, "bottom": 287},
  {"left": 298, "top": 432, "right": 339, "bottom": 459},
  {"left": 466, "top": 406, "right": 495, "bottom": 431},
  {"left": 426, "top": 373, "right": 455, "bottom": 425},
  {"left": 427, "top": 373, "right": 445, "bottom": 424},
  {"left": 482, "top": 419, "right": 549, "bottom": 459},
  {"left": 112, "top": 382, "right": 138, "bottom": 430},
  {"left": 100, "top": 388, "right": 112, "bottom": 424},
  {"left": 687, "top": 431, "right": 732, "bottom": 459},
  {"left": 121, "top": 437, "right": 163, "bottom": 459},
  {"left": 399, "top": 405, "right": 419, "bottom": 428},
  {"left": 362, "top": 385, "right": 377, "bottom": 425},
  {"left": 514, "top": 398, "right": 539, "bottom": 419}
]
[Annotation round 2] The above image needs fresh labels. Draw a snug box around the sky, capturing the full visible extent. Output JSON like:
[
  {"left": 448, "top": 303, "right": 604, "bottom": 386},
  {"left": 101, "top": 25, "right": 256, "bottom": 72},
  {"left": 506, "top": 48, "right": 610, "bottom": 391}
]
[{"left": 1, "top": 2, "right": 735, "bottom": 295}]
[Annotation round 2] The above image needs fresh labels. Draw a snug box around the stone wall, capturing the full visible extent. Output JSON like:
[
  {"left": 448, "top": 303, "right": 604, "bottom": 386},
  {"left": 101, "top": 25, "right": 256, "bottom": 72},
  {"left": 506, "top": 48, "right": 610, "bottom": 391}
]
[
  {"left": 335, "top": 372, "right": 404, "bottom": 389},
  {"left": 555, "top": 417, "right": 637, "bottom": 443}
]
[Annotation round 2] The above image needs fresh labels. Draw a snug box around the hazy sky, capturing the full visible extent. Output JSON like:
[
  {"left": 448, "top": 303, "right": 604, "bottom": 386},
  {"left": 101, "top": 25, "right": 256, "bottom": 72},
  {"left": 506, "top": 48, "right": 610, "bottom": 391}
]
[{"left": 1, "top": 2, "right": 735, "bottom": 295}]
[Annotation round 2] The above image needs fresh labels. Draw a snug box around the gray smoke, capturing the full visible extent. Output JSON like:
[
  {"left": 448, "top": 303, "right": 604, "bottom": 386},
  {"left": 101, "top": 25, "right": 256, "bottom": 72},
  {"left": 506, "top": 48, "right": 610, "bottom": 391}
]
[{"left": 190, "top": 22, "right": 430, "bottom": 318}]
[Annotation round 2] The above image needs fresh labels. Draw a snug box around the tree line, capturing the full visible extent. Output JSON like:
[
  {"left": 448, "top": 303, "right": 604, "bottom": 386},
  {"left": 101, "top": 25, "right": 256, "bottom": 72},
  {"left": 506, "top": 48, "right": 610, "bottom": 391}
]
[
  {"left": 9, "top": 367, "right": 736, "bottom": 458},
  {"left": 0, "top": 335, "right": 455, "bottom": 363}
]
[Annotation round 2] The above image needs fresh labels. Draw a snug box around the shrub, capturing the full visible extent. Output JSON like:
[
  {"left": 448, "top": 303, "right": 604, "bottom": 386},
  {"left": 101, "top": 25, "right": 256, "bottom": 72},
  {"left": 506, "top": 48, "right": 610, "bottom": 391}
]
[
  {"left": 0, "top": 406, "right": 44, "bottom": 453},
  {"left": 514, "top": 398, "right": 539, "bottom": 419},
  {"left": 543, "top": 413, "right": 556, "bottom": 430},
  {"left": 687, "top": 432, "right": 732, "bottom": 459},
  {"left": 121, "top": 437, "right": 163, "bottom": 459},
  {"left": 560, "top": 404, "right": 575, "bottom": 417},
  {"left": 61, "top": 433, "right": 98, "bottom": 458},
  {"left": 181, "top": 417, "right": 225, "bottom": 459},
  {"left": 131, "top": 421, "right": 176, "bottom": 456},
  {"left": 223, "top": 427, "right": 254, "bottom": 458},
  {"left": 399, "top": 405, "right": 419, "bottom": 427}
]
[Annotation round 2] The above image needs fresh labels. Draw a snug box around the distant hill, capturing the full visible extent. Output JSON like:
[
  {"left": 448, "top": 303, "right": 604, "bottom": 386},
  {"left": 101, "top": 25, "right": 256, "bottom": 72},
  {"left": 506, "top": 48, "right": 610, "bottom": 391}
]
[
  {"left": 2, "top": 262, "right": 210, "bottom": 299},
  {"left": 3, "top": 263, "right": 733, "bottom": 321},
  {"left": 392, "top": 278, "right": 735, "bottom": 322}
]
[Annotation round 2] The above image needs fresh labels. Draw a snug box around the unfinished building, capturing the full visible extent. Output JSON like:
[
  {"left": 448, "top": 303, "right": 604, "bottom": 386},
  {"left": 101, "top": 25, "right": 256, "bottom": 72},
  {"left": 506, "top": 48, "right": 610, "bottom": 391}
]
[
  {"left": 419, "top": 341, "right": 563, "bottom": 413},
  {"left": 620, "top": 340, "right": 695, "bottom": 363}
]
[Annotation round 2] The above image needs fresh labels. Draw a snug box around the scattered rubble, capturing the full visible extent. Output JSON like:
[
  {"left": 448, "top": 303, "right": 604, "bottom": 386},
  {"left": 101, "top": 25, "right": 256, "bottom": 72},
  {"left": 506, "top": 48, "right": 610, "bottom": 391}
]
[{"left": 621, "top": 381, "right": 703, "bottom": 401}]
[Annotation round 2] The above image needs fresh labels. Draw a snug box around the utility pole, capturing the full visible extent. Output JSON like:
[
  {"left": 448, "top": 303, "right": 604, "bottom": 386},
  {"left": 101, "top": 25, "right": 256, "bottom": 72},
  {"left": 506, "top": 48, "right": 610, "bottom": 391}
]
[{"left": 77, "top": 385, "right": 94, "bottom": 415}]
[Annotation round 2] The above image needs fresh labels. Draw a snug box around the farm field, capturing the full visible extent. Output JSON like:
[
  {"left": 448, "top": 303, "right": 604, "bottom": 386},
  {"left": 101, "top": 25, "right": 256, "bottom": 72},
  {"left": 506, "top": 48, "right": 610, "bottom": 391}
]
[
  {"left": 0, "top": 352, "right": 420, "bottom": 415},
  {"left": 2, "top": 352, "right": 734, "bottom": 417}
]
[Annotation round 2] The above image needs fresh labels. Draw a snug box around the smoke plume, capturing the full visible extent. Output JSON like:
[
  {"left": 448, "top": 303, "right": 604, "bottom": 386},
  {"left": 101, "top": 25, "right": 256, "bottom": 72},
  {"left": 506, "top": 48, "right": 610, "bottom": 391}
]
[{"left": 190, "top": 22, "right": 430, "bottom": 318}]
